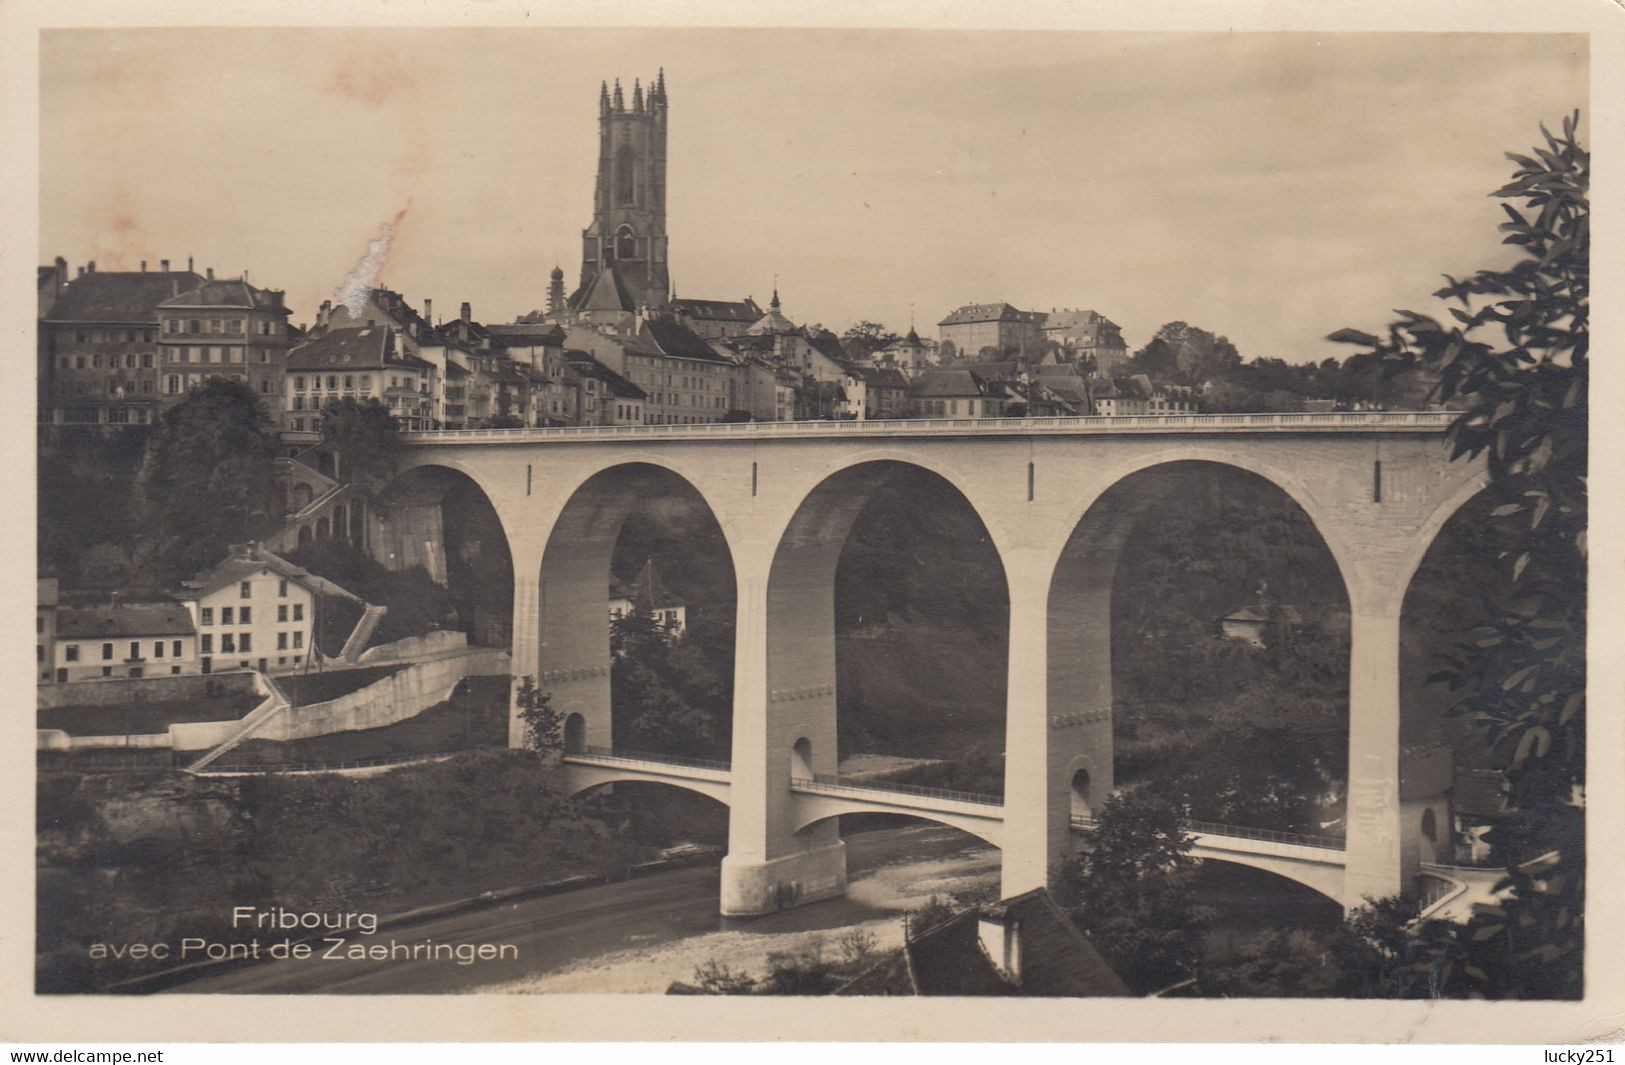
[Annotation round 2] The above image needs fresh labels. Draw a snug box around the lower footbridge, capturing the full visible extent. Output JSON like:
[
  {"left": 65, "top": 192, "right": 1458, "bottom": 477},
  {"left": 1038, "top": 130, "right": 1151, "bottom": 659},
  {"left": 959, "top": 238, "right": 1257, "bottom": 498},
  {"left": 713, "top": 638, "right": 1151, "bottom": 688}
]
[{"left": 559, "top": 748, "right": 1407, "bottom": 910}]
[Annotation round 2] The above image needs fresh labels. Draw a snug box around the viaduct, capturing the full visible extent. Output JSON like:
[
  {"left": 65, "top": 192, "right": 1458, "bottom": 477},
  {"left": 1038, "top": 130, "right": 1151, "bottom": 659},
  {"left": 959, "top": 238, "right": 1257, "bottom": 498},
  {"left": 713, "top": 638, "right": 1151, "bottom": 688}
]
[{"left": 387, "top": 412, "right": 1487, "bottom": 914}]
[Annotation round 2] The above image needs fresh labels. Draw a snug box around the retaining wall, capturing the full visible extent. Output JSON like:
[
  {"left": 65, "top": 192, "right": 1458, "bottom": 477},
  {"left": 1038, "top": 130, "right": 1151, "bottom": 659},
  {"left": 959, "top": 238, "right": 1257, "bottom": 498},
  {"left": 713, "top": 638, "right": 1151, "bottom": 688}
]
[
  {"left": 359, "top": 630, "right": 469, "bottom": 663},
  {"left": 259, "top": 649, "right": 510, "bottom": 741},
  {"left": 36, "top": 670, "right": 261, "bottom": 710}
]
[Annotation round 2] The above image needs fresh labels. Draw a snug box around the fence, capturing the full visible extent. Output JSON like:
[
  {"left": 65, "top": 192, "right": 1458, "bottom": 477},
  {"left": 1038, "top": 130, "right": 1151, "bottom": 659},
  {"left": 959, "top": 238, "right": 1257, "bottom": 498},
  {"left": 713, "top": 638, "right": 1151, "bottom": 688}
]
[
  {"left": 567, "top": 745, "right": 731, "bottom": 773},
  {"left": 198, "top": 751, "right": 460, "bottom": 775},
  {"left": 799, "top": 773, "right": 1003, "bottom": 808}
]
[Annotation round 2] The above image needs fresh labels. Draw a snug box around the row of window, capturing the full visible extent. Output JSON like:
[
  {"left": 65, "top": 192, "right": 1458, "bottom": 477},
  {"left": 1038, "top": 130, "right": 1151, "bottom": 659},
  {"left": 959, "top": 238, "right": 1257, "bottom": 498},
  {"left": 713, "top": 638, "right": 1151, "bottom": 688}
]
[
  {"left": 55, "top": 377, "right": 155, "bottom": 395},
  {"left": 70, "top": 328, "right": 156, "bottom": 344},
  {"left": 60, "top": 639, "right": 185, "bottom": 663},
  {"left": 198, "top": 630, "right": 302, "bottom": 653},
  {"left": 200, "top": 603, "right": 299, "bottom": 629},
  {"left": 162, "top": 317, "right": 281, "bottom": 336},
  {"left": 60, "top": 352, "right": 154, "bottom": 370}
]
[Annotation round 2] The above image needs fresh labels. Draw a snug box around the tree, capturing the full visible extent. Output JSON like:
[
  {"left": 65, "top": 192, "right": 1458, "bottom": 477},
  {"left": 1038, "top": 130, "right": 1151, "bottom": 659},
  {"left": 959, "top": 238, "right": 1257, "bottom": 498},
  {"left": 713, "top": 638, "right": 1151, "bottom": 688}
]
[
  {"left": 1128, "top": 322, "right": 1241, "bottom": 385},
  {"left": 1058, "top": 792, "right": 1211, "bottom": 994},
  {"left": 515, "top": 675, "right": 563, "bottom": 759},
  {"left": 320, "top": 396, "right": 400, "bottom": 502},
  {"left": 1330, "top": 113, "right": 1587, "bottom": 998},
  {"left": 134, "top": 379, "right": 279, "bottom": 583},
  {"left": 609, "top": 607, "right": 728, "bottom": 759},
  {"left": 840, "top": 321, "right": 899, "bottom": 361}
]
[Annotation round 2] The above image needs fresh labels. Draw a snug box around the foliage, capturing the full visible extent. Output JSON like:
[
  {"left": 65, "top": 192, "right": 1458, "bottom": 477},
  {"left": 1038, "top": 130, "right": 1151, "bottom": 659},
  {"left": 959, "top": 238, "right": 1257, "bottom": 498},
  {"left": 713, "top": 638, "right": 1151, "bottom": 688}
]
[
  {"left": 1330, "top": 114, "right": 1586, "bottom": 998},
  {"left": 1127, "top": 322, "right": 1241, "bottom": 385},
  {"left": 514, "top": 675, "right": 564, "bottom": 759},
  {"left": 841, "top": 321, "right": 900, "bottom": 361},
  {"left": 283, "top": 538, "right": 456, "bottom": 644},
  {"left": 134, "top": 379, "right": 279, "bottom": 584},
  {"left": 679, "top": 929, "right": 891, "bottom": 996},
  {"left": 319, "top": 396, "right": 400, "bottom": 503},
  {"left": 36, "top": 427, "right": 152, "bottom": 588},
  {"left": 1058, "top": 792, "right": 1212, "bottom": 994},
  {"left": 610, "top": 607, "right": 730, "bottom": 759}
]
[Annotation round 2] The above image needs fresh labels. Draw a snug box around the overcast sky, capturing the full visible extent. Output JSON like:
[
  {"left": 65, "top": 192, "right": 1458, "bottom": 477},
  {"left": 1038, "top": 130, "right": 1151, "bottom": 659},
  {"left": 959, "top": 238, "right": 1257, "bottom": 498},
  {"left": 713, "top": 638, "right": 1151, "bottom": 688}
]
[{"left": 40, "top": 29, "right": 1586, "bottom": 360}]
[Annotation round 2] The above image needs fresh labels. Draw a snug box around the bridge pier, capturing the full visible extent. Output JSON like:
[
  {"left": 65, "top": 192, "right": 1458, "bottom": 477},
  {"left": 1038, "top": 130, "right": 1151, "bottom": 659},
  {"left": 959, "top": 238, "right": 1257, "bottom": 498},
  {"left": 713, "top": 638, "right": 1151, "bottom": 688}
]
[{"left": 1342, "top": 606, "right": 1416, "bottom": 909}]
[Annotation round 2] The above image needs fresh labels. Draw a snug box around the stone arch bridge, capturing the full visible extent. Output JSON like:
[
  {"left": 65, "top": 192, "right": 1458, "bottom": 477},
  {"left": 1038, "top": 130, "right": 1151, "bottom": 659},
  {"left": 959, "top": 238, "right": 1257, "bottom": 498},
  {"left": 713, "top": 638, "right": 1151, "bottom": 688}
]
[{"left": 391, "top": 412, "right": 1485, "bottom": 914}]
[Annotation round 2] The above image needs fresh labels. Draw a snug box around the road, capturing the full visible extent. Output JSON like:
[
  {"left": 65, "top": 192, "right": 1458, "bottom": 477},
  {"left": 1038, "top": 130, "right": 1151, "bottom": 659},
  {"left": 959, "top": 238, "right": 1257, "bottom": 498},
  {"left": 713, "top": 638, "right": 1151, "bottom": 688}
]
[{"left": 167, "top": 822, "right": 994, "bottom": 994}]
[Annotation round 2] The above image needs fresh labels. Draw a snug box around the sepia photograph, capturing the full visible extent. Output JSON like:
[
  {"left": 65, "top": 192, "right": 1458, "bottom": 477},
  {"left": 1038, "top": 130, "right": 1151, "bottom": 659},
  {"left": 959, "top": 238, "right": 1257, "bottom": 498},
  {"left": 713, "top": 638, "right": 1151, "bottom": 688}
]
[{"left": 5, "top": 0, "right": 1616, "bottom": 1046}]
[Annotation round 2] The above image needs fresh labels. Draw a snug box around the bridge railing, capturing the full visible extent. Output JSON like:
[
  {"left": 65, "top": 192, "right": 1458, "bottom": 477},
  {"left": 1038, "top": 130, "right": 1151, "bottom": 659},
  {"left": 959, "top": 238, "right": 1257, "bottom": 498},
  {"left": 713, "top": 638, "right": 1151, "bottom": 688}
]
[
  {"left": 1069, "top": 815, "right": 1346, "bottom": 852},
  {"left": 399, "top": 410, "right": 1455, "bottom": 445},
  {"left": 1184, "top": 819, "right": 1346, "bottom": 851},
  {"left": 796, "top": 773, "right": 1003, "bottom": 808},
  {"left": 565, "top": 745, "right": 732, "bottom": 773},
  {"left": 198, "top": 751, "right": 461, "bottom": 775}
]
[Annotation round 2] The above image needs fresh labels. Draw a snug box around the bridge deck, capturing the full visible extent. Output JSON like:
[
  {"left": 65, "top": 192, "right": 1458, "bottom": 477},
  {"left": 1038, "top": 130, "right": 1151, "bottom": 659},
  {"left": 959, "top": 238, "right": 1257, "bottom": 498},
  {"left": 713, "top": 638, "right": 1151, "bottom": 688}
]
[
  {"left": 402, "top": 411, "right": 1454, "bottom": 446},
  {"left": 561, "top": 750, "right": 1349, "bottom": 859}
]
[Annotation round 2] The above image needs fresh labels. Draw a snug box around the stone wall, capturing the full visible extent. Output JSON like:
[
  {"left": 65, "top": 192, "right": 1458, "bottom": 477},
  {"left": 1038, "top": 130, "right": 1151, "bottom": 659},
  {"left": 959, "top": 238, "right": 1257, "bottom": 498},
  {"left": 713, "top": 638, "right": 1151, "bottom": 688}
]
[
  {"left": 36, "top": 669, "right": 262, "bottom": 710},
  {"left": 359, "top": 629, "right": 468, "bottom": 663},
  {"left": 261, "top": 649, "right": 510, "bottom": 741}
]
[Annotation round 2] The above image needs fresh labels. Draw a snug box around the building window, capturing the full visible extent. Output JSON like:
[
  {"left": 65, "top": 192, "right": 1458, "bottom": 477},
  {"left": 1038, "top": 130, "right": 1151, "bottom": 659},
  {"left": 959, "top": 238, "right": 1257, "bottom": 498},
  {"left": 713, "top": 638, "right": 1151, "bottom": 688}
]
[
  {"left": 295, "top": 375, "right": 305, "bottom": 391},
  {"left": 221, "top": 606, "right": 233, "bottom": 625},
  {"left": 240, "top": 580, "right": 252, "bottom": 599},
  {"left": 129, "top": 641, "right": 140, "bottom": 660},
  {"left": 293, "top": 604, "right": 304, "bottom": 621},
  {"left": 190, "top": 320, "right": 201, "bottom": 334},
  {"left": 240, "top": 606, "right": 251, "bottom": 624},
  {"left": 239, "top": 633, "right": 252, "bottom": 652},
  {"left": 102, "top": 667, "right": 113, "bottom": 677},
  {"left": 65, "top": 645, "right": 78, "bottom": 662},
  {"left": 172, "top": 640, "right": 182, "bottom": 657},
  {"left": 154, "top": 641, "right": 164, "bottom": 658},
  {"left": 277, "top": 604, "right": 288, "bottom": 622},
  {"left": 221, "top": 633, "right": 235, "bottom": 653},
  {"left": 201, "top": 634, "right": 213, "bottom": 654},
  {"left": 277, "top": 632, "right": 288, "bottom": 650},
  {"left": 100, "top": 642, "right": 112, "bottom": 660},
  {"left": 278, "top": 579, "right": 288, "bottom": 598},
  {"left": 292, "top": 631, "right": 303, "bottom": 648},
  {"left": 201, "top": 607, "right": 213, "bottom": 625}
]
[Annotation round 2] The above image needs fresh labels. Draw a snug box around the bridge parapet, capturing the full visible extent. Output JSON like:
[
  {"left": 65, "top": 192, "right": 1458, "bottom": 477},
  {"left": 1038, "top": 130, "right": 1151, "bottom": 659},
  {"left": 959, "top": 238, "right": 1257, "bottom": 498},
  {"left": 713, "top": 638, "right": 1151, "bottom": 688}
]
[{"left": 401, "top": 411, "right": 1456, "bottom": 446}]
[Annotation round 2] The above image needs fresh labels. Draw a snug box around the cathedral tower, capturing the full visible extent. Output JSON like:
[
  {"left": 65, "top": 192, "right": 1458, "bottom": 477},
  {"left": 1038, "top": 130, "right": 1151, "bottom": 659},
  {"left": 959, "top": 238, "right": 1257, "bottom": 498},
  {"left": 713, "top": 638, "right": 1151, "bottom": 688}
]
[{"left": 576, "top": 71, "right": 670, "bottom": 313}]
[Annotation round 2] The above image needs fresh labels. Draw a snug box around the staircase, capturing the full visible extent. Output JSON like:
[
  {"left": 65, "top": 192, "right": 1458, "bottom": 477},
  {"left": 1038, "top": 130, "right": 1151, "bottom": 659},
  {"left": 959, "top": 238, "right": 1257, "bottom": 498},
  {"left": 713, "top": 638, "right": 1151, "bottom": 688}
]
[
  {"left": 340, "top": 605, "right": 389, "bottom": 663},
  {"left": 186, "top": 673, "right": 292, "bottom": 773}
]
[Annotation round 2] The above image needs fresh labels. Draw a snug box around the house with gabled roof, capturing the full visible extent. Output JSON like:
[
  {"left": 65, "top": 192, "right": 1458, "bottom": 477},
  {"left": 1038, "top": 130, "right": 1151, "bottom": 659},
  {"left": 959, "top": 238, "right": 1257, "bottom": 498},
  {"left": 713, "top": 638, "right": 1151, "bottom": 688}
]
[{"left": 285, "top": 325, "right": 438, "bottom": 431}]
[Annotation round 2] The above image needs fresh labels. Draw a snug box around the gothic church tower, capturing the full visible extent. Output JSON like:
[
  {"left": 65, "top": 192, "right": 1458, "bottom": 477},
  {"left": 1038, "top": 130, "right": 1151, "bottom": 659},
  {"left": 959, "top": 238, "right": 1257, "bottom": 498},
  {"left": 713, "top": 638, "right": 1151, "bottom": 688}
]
[{"left": 576, "top": 71, "right": 670, "bottom": 313}]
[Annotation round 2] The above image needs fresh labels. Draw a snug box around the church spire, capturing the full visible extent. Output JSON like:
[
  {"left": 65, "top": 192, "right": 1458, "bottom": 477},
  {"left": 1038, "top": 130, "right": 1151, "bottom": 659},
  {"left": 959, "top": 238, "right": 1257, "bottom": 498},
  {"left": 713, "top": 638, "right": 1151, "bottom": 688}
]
[
  {"left": 600, "top": 80, "right": 610, "bottom": 115},
  {"left": 655, "top": 67, "right": 666, "bottom": 104},
  {"left": 612, "top": 78, "right": 624, "bottom": 112},
  {"left": 632, "top": 78, "right": 644, "bottom": 113}
]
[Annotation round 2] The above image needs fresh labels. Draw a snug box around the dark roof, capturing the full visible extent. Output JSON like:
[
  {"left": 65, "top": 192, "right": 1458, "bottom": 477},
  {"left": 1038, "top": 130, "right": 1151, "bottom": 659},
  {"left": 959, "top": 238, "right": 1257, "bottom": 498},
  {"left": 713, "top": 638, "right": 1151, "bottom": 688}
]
[
  {"left": 938, "top": 302, "right": 1043, "bottom": 326},
  {"left": 366, "top": 288, "right": 432, "bottom": 336},
  {"left": 288, "top": 326, "right": 397, "bottom": 370},
  {"left": 668, "top": 297, "right": 762, "bottom": 322},
  {"left": 1043, "top": 308, "right": 1120, "bottom": 333},
  {"left": 1455, "top": 767, "right": 1512, "bottom": 818},
  {"left": 159, "top": 278, "right": 290, "bottom": 314},
  {"left": 853, "top": 366, "right": 910, "bottom": 390},
  {"left": 912, "top": 368, "right": 997, "bottom": 398},
  {"left": 907, "top": 914, "right": 1014, "bottom": 996},
  {"left": 609, "top": 558, "right": 685, "bottom": 610},
  {"left": 804, "top": 332, "right": 846, "bottom": 362},
  {"left": 564, "top": 350, "right": 646, "bottom": 399},
  {"left": 180, "top": 544, "right": 362, "bottom": 602},
  {"left": 639, "top": 316, "right": 732, "bottom": 364},
  {"left": 487, "top": 323, "right": 566, "bottom": 347},
  {"left": 575, "top": 265, "right": 639, "bottom": 314},
  {"left": 57, "top": 602, "right": 196, "bottom": 639},
  {"left": 45, "top": 271, "right": 206, "bottom": 324}
]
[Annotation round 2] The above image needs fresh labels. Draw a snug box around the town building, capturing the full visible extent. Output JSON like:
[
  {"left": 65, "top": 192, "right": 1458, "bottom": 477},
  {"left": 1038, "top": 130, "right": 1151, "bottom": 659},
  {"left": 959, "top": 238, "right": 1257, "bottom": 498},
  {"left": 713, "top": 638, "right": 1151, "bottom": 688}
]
[
  {"left": 39, "top": 260, "right": 204, "bottom": 428},
  {"left": 564, "top": 350, "right": 647, "bottom": 425},
  {"left": 623, "top": 316, "right": 736, "bottom": 424},
  {"left": 176, "top": 542, "right": 363, "bottom": 675},
  {"left": 937, "top": 302, "right": 1047, "bottom": 359},
  {"left": 573, "top": 73, "right": 671, "bottom": 316},
  {"left": 668, "top": 296, "right": 765, "bottom": 339},
  {"left": 156, "top": 275, "right": 295, "bottom": 425},
  {"left": 850, "top": 365, "right": 912, "bottom": 419},
  {"left": 1089, "top": 374, "right": 1199, "bottom": 416},
  {"left": 49, "top": 599, "right": 198, "bottom": 683},
  {"left": 910, "top": 368, "right": 1008, "bottom": 418},
  {"left": 878, "top": 328, "right": 937, "bottom": 376},
  {"left": 285, "top": 325, "right": 438, "bottom": 432},
  {"left": 1041, "top": 308, "right": 1129, "bottom": 376}
]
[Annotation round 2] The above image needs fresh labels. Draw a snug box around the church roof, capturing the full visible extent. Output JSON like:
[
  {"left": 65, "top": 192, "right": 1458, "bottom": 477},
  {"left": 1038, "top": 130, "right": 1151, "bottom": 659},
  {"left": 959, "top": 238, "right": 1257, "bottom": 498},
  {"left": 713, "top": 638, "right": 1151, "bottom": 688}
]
[
  {"left": 747, "top": 308, "right": 797, "bottom": 336},
  {"left": 638, "top": 316, "right": 733, "bottom": 363},
  {"left": 609, "top": 558, "right": 685, "bottom": 611},
  {"left": 575, "top": 265, "right": 639, "bottom": 314}
]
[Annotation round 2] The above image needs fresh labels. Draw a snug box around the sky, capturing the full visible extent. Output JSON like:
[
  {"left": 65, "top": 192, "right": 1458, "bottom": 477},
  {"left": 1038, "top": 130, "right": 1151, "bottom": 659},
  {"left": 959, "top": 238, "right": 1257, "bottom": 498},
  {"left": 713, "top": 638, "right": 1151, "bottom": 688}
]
[{"left": 39, "top": 29, "right": 1587, "bottom": 361}]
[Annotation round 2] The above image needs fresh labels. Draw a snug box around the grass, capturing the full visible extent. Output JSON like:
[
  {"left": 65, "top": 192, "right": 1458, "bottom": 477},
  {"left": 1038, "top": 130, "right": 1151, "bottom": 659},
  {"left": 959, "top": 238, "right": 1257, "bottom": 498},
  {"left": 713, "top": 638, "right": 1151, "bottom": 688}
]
[
  {"left": 38, "top": 691, "right": 263, "bottom": 737},
  {"left": 223, "top": 675, "right": 510, "bottom": 766}
]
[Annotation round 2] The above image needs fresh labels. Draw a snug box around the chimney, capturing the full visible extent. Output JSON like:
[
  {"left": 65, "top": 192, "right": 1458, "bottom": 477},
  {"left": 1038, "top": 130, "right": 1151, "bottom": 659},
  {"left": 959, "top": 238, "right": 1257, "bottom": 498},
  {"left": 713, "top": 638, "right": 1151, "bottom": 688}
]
[
  {"left": 206, "top": 267, "right": 214, "bottom": 281},
  {"left": 160, "top": 259, "right": 170, "bottom": 273},
  {"left": 187, "top": 255, "right": 194, "bottom": 273},
  {"left": 88, "top": 260, "right": 96, "bottom": 273},
  {"left": 141, "top": 261, "right": 148, "bottom": 273},
  {"left": 77, "top": 266, "right": 85, "bottom": 279},
  {"left": 424, "top": 298, "right": 432, "bottom": 323},
  {"left": 460, "top": 302, "right": 471, "bottom": 323}
]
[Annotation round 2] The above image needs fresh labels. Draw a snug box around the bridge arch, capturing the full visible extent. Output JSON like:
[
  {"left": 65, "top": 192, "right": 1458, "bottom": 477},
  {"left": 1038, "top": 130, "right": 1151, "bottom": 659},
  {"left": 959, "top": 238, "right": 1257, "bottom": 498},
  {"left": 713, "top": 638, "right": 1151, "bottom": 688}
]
[
  {"left": 537, "top": 461, "right": 737, "bottom": 757},
  {"left": 1187, "top": 851, "right": 1345, "bottom": 910},
  {"left": 1046, "top": 459, "right": 1355, "bottom": 859},
  {"left": 563, "top": 769, "right": 732, "bottom": 808},
  {"left": 790, "top": 807, "right": 1004, "bottom": 851}
]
